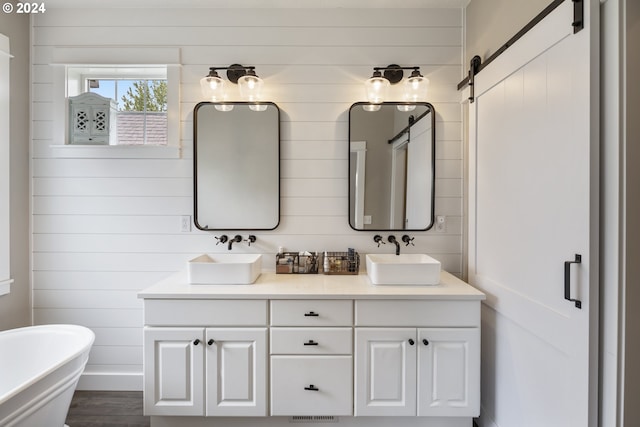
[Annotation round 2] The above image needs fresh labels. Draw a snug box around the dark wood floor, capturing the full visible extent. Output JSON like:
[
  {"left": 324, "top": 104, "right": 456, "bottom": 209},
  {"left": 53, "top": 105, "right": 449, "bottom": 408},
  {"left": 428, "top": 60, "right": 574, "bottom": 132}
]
[
  {"left": 66, "top": 390, "right": 480, "bottom": 427},
  {"left": 65, "top": 391, "right": 150, "bottom": 427}
]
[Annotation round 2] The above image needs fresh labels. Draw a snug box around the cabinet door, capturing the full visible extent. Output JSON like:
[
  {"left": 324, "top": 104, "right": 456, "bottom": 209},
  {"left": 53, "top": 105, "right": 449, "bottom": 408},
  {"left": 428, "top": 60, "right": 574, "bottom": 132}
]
[
  {"left": 70, "top": 105, "right": 90, "bottom": 137},
  {"left": 90, "top": 106, "right": 110, "bottom": 136},
  {"left": 206, "top": 328, "right": 267, "bottom": 416},
  {"left": 143, "top": 327, "right": 204, "bottom": 416},
  {"left": 354, "top": 328, "right": 417, "bottom": 416},
  {"left": 417, "top": 328, "right": 480, "bottom": 416}
]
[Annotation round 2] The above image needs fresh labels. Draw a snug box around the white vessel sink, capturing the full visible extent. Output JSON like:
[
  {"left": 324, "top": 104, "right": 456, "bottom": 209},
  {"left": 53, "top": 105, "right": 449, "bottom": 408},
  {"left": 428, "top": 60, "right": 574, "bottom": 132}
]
[
  {"left": 187, "top": 254, "right": 262, "bottom": 285},
  {"left": 365, "top": 253, "right": 441, "bottom": 285}
]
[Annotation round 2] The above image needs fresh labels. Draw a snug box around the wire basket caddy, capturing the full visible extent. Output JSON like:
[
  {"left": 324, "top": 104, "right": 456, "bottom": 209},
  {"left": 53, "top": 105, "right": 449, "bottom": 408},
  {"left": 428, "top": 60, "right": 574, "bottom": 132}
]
[
  {"left": 323, "top": 251, "right": 360, "bottom": 275},
  {"left": 276, "top": 252, "right": 321, "bottom": 274}
]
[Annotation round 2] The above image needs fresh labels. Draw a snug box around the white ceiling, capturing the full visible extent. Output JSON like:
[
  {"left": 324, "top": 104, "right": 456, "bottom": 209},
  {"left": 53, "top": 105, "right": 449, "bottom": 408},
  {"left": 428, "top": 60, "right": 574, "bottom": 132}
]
[{"left": 44, "top": 0, "right": 469, "bottom": 8}]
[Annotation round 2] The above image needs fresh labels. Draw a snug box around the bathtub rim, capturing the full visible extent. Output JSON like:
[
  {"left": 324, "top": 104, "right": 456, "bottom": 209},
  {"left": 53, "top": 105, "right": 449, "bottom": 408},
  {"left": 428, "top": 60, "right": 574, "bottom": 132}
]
[{"left": 0, "top": 324, "right": 95, "bottom": 405}]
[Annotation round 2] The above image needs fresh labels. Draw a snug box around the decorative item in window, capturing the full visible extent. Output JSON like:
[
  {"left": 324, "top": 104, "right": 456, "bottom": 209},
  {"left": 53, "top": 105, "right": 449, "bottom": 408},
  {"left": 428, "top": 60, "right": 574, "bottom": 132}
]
[{"left": 68, "top": 92, "right": 117, "bottom": 145}]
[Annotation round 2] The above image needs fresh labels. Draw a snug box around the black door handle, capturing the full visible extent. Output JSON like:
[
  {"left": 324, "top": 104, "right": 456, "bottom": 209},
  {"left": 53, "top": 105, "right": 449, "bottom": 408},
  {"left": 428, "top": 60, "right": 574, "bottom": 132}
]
[{"left": 564, "top": 254, "right": 582, "bottom": 309}]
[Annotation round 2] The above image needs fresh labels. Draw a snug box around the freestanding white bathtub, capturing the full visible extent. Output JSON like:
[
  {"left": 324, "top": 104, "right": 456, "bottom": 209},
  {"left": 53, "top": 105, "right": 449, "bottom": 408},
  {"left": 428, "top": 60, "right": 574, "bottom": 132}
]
[{"left": 0, "top": 324, "right": 95, "bottom": 427}]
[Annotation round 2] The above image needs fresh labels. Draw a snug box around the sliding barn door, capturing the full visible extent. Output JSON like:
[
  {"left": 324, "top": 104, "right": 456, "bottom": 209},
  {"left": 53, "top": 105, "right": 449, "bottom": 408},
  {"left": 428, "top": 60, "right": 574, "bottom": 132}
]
[{"left": 468, "top": 1, "right": 598, "bottom": 426}]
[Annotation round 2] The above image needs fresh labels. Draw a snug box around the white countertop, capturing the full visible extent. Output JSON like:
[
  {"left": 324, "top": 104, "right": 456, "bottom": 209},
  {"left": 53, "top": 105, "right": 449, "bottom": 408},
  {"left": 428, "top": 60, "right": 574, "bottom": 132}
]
[{"left": 138, "top": 270, "right": 486, "bottom": 300}]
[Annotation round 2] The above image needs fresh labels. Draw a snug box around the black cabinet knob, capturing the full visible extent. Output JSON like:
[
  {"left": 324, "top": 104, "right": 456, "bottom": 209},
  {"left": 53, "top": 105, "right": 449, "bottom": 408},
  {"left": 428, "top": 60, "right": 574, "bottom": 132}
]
[
  {"left": 193, "top": 339, "right": 200, "bottom": 345},
  {"left": 423, "top": 339, "right": 429, "bottom": 346},
  {"left": 208, "top": 339, "right": 215, "bottom": 346},
  {"left": 408, "top": 339, "right": 415, "bottom": 345}
]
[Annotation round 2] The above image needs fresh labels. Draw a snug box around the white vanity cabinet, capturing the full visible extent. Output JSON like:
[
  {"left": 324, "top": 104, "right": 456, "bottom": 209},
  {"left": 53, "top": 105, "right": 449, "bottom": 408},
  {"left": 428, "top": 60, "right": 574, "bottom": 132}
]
[
  {"left": 354, "top": 300, "right": 480, "bottom": 417},
  {"left": 354, "top": 327, "right": 480, "bottom": 417},
  {"left": 139, "top": 271, "right": 485, "bottom": 427},
  {"left": 143, "top": 300, "right": 268, "bottom": 417}
]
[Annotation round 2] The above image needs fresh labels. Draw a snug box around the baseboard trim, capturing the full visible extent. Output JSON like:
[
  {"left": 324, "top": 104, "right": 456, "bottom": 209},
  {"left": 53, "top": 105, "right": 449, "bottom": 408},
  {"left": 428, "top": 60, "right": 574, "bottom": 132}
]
[{"left": 76, "top": 372, "right": 143, "bottom": 391}]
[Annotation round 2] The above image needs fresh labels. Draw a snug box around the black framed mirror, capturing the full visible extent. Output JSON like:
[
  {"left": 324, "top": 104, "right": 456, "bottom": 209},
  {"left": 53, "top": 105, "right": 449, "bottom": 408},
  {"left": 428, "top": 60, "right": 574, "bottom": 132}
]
[
  {"left": 193, "top": 102, "right": 280, "bottom": 230},
  {"left": 349, "top": 102, "right": 435, "bottom": 231}
]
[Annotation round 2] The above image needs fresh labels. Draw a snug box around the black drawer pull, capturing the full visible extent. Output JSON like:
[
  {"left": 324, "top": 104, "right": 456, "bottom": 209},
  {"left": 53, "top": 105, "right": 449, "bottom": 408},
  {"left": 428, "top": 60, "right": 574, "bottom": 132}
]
[
  {"left": 193, "top": 339, "right": 200, "bottom": 346},
  {"left": 304, "top": 385, "right": 319, "bottom": 391},
  {"left": 304, "top": 340, "right": 319, "bottom": 346},
  {"left": 208, "top": 339, "right": 215, "bottom": 346},
  {"left": 304, "top": 311, "right": 319, "bottom": 317}
]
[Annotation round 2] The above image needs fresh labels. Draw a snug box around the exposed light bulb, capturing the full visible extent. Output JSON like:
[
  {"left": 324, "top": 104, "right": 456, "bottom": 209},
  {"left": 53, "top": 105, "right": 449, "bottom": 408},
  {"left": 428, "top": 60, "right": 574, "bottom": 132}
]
[
  {"left": 238, "top": 74, "right": 264, "bottom": 102},
  {"left": 214, "top": 104, "right": 234, "bottom": 112},
  {"left": 364, "top": 74, "right": 390, "bottom": 104},
  {"left": 403, "top": 74, "right": 429, "bottom": 102},
  {"left": 397, "top": 104, "right": 416, "bottom": 112},
  {"left": 249, "top": 104, "right": 268, "bottom": 112},
  {"left": 362, "top": 104, "right": 382, "bottom": 112},
  {"left": 200, "top": 69, "right": 226, "bottom": 101}
]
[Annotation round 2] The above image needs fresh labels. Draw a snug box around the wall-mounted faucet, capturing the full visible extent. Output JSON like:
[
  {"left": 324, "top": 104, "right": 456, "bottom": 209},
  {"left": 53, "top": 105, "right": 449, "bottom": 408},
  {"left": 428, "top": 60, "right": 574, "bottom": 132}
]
[
  {"left": 388, "top": 235, "right": 400, "bottom": 255},
  {"left": 228, "top": 234, "right": 242, "bottom": 250},
  {"left": 216, "top": 234, "right": 257, "bottom": 250},
  {"left": 374, "top": 234, "right": 412, "bottom": 255}
]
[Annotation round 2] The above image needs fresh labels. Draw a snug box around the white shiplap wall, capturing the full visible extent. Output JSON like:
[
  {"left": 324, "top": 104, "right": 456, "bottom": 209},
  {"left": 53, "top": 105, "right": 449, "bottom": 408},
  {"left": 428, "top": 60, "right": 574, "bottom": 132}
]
[{"left": 31, "top": 6, "right": 463, "bottom": 390}]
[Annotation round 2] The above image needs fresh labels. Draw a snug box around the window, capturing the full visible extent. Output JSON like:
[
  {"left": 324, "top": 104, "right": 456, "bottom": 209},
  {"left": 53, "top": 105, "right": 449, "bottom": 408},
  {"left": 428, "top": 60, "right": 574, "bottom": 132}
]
[
  {"left": 68, "top": 67, "right": 168, "bottom": 146},
  {"left": 50, "top": 46, "right": 181, "bottom": 158}
]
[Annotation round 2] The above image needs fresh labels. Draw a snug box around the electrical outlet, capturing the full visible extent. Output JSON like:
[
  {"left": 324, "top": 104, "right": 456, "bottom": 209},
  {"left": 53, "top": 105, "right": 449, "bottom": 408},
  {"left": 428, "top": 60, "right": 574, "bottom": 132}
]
[
  {"left": 435, "top": 215, "right": 446, "bottom": 233},
  {"left": 180, "top": 215, "right": 191, "bottom": 232}
]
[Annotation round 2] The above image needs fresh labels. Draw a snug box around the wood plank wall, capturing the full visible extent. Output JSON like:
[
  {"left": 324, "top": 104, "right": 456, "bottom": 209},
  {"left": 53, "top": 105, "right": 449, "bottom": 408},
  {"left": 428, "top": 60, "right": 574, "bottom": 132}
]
[{"left": 31, "top": 6, "right": 463, "bottom": 390}]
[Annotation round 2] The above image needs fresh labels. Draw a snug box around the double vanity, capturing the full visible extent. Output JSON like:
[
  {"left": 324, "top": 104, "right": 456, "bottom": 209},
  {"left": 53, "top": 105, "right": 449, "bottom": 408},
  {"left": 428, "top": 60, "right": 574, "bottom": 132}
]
[
  {"left": 138, "top": 256, "right": 485, "bottom": 427},
  {"left": 138, "top": 100, "right": 483, "bottom": 426}
]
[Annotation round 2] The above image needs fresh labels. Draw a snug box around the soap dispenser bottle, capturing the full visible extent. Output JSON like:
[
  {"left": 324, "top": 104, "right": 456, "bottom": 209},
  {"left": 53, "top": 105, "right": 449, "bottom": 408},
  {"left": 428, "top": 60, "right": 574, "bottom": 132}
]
[{"left": 323, "top": 251, "right": 330, "bottom": 273}]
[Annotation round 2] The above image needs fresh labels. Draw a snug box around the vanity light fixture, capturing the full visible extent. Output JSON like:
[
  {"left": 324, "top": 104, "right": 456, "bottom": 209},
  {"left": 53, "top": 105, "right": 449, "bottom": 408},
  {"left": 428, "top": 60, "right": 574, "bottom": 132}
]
[
  {"left": 364, "top": 64, "right": 430, "bottom": 111},
  {"left": 200, "top": 64, "right": 266, "bottom": 111}
]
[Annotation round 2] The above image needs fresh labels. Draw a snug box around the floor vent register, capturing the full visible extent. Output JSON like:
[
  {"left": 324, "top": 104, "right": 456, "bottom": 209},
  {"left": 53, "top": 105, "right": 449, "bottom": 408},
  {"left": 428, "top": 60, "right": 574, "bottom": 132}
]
[{"left": 289, "top": 415, "right": 338, "bottom": 423}]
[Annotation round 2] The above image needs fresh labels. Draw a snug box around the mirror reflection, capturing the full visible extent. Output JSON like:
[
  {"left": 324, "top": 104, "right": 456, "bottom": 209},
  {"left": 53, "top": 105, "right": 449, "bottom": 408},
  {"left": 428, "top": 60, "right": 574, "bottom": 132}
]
[
  {"left": 349, "top": 102, "right": 435, "bottom": 231},
  {"left": 194, "top": 102, "right": 280, "bottom": 230}
]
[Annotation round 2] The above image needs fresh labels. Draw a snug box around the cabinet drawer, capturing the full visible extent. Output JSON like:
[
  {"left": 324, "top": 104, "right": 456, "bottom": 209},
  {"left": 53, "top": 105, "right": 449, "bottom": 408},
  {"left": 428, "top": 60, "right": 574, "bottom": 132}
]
[
  {"left": 270, "top": 300, "right": 353, "bottom": 326},
  {"left": 355, "top": 300, "right": 480, "bottom": 327},
  {"left": 271, "top": 356, "right": 353, "bottom": 416},
  {"left": 144, "top": 299, "right": 267, "bottom": 326},
  {"left": 70, "top": 136, "right": 108, "bottom": 145},
  {"left": 271, "top": 328, "right": 352, "bottom": 355}
]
